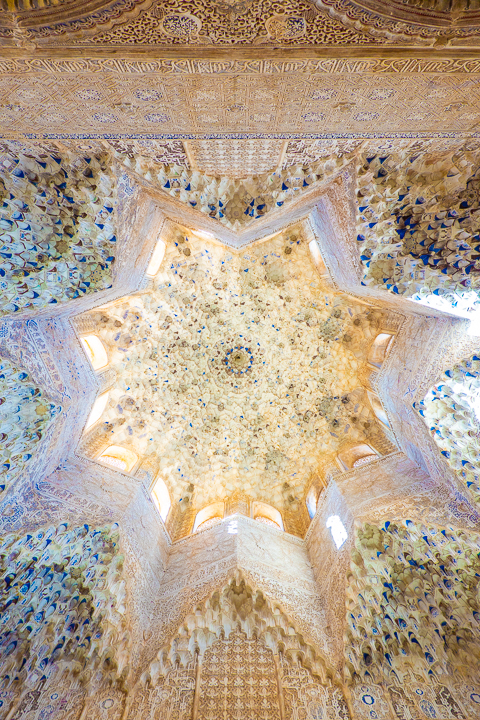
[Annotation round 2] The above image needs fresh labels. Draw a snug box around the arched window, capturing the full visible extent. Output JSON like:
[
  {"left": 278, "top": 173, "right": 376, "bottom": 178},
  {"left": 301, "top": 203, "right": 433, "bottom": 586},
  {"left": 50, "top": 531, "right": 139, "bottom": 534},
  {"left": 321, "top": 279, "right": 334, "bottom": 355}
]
[
  {"left": 308, "top": 239, "right": 327, "bottom": 276},
  {"left": 306, "top": 485, "right": 319, "bottom": 520},
  {"left": 146, "top": 239, "right": 166, "bottom": 277},
  {"left": 80, "top": 335, "right": 108, "bottom": 370},
  {"left": 352, "top": 455, "right": 377, "bottom": 468},
  {"left": 252, "top": 502, "right": 284, "bottom": 530},
  {"left": 326, "top": 515, "right": 348, "bottom": 549},
  {"left": 368, "top": 333, "right": 394, "bottom": 369},
  {"left": 97, "top": 445, "right": 138, "bottom": 473},
  {"left": 368, "top": 391, "right": 391, "bottom": 428},
  {"left": 337, "top": 443, "right": 378, "bottom": 472},
  {"left": 197, "top": 516, "right": 223, "bottom": 531},
  {"left": 151, "top": 476, "right": 171, "bottom": 522},
  {"left": 84, "top": 391, "right": 109, "bottom": 431},
  {"left": 193, "top": 501, "right": 225, "bottom": 533}
]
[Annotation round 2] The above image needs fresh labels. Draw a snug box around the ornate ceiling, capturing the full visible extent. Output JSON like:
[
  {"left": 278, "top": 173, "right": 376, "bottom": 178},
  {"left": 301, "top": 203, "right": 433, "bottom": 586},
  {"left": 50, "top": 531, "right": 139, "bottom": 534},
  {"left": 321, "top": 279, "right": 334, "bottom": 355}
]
[
  {"left": 338, "top": 0, "right": 480, "bottom": 28},
  {"left": 2, "top": 8, "right": 480, "bottom": 720},
  {"left": 77, "top": 221, "right": 393, "bottom": 509},
  {"left": 2, "top": 0, "right": 480, "bottom": 43},
  {"left": 1, "top": 65, "right": 480, "bottom": 139}
]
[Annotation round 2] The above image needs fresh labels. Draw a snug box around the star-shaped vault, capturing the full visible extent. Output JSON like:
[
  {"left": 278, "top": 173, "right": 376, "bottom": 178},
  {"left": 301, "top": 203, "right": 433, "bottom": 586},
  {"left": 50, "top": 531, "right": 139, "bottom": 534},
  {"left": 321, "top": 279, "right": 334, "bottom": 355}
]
[
  {"left": 76, "top": 217, "right": 396, "bottom": 533},
  {"left": 1, "top": 141, "right": 480, "bottom": 719}
]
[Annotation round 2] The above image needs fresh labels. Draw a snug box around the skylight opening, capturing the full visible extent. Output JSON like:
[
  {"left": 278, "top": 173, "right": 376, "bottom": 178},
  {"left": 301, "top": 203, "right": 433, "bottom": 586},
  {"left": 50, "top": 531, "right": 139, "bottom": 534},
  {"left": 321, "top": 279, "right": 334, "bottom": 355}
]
[
  {"left": 85, "top": 392, "right": 109, "bottom": 431},
  {"left": 81, "top": 335, "right": 109, "bottom": 370},
  {"left": 326, "top": 515, "right": 348, "bottom": 549},
  {"left": 146, "top": 239, "right": 166, "bottom": 277}
]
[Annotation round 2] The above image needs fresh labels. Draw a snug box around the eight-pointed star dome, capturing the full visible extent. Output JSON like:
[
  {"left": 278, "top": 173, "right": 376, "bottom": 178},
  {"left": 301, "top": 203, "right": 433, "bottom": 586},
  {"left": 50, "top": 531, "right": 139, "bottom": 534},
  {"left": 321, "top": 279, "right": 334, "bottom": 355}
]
[
  {"left": 77, "top": 220, "right": 392, "bottom": 512},
  {"left": 2, "top": 7, "right": 480, "bottom": 717}
]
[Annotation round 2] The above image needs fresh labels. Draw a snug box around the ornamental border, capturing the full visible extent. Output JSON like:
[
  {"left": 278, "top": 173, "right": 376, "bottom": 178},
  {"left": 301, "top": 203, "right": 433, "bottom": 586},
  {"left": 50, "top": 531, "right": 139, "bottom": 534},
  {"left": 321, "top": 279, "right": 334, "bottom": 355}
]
[
  {"left": 1, "top": 57, "right": 480, "bottom": 73},
  {"left": 2, "top": 131, "right": 480, "bottom": 140}
]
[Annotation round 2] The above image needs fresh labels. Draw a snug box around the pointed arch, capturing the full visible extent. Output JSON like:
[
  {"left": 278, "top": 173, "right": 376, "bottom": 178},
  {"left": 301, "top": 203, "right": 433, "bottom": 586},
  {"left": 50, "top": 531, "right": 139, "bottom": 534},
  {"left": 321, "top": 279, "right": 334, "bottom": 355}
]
[{"left": 143, "top": 571, "right": 333, "bottom": 687}]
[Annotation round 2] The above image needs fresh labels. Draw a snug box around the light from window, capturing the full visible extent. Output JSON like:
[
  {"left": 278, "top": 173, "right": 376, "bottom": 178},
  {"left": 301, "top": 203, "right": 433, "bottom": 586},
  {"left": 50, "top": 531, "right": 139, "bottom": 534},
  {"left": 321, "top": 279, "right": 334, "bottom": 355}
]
[
  {"left": 193, "top": 230, "right": 215, "bottom": 241},
  {"left": 227, "top": 519, "right": 238, "bottom": 534},
  {"left": 308, "top": 239, "right": 327, "bottom": 275},
  {"left": 352, "top": 455, "right": 377, "bottom": 468},
  {"left": 255, "top": 516, "right": 280, "bottom": 529},
  {"left": 193, "top": 501, "right": 225, "bottom": 532},
  {"left": 81, "top": 335, "right": 108, "bottom": 370},
  {"left": 101, "top": 455, "right": 127, "bottom": 471},
  {"left": 151, "top": 476, "right": 171, "bottom": 522},
  {"left": 146, "top": 239, "right": 166, "bottom": 277},
  {"left": 85, "top": 392, "right": 109, "bottom": 431},
  {"left": 368, "top": 333, "right": 394, "bottom": 368},
  {"left": 197, "top": 516, "right": 222, "bottom": 532},
  {"left": 306, "top": 486, "right": 318, "bottom": 519},
  {"left": 252, "top": 501, "right": 284, "bottom": 530},
  {"left": 326, "top": 515, "right": 348, "bottom": 549},
  {"left": 368, "top": 392, "right": 390, "bottom": 428}
]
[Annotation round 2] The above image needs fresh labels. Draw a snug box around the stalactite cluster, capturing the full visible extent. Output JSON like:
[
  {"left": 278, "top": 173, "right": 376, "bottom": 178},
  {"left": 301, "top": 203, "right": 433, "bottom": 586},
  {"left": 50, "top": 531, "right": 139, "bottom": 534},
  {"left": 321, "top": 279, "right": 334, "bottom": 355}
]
[
  {"left": 346, "top": 520, "right": 480, "bottom": 684},
  {"left": 144, "top": 576, "right": 329, "bottom": 685},
  {"left": 112, "top": 144, "right": 352, "bottom": 231},
  {"left": 0, "top": 143, "right": 116, "bottom": 314},
  {"left": 0, "top": 356, "right": 60, "bottom": 495},
  {"left": 417, "top": 352, "right": 480, "bottom": 501},
  {"left": 356, "top": 141, "right": 480, "bottom": 308},
  {"left": 0, "top": 522, "right": 130, "bottom": 693}
]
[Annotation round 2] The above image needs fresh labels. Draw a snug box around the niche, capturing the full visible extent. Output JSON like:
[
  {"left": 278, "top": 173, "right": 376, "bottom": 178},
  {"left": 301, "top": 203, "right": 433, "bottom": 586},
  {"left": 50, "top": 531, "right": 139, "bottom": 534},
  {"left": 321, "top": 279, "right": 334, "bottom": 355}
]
[
  {"left": 146, "top": 238, "right": 166, "bottom": 277},
  {"left": 306, "top": 484, "right": 324, "bottom": 520},
  {"left": 337, "top": 443, "right": 379, "bottom": 472},
  {"left": 368, "top": 390, "right": 391, "bottom": 428},
  {"left": 308, "top": 238, "right": 328, "bottom": 276},
  {"left": 84, "top": 391, "right": 109, "bottom": 431}
]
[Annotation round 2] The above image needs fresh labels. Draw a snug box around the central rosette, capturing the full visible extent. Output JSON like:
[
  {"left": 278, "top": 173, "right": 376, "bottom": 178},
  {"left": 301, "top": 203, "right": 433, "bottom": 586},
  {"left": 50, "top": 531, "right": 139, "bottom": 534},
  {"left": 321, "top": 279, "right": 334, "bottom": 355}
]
[{"left": 224, "top": 345, "right": 254, "bottom": 375}]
